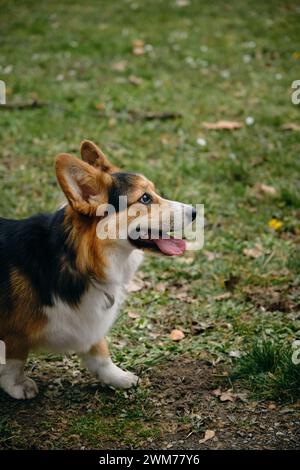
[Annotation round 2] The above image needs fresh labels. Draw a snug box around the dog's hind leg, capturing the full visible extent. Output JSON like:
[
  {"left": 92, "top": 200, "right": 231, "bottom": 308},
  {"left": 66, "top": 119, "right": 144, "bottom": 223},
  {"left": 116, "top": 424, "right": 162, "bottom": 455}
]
[{"left": 81, "top": 338, "right": 138, "bottom": 389}]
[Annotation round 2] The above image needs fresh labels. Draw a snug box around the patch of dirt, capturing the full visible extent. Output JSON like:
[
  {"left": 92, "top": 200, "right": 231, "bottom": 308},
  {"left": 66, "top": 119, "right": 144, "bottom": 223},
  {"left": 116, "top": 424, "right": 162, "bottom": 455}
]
[
  {"left": 0, "top": 356, "right": 299, "bottom": 450},
  {"left": 147, "top": 357, "right": 300, "bottom": 450},
  {"left": 243, "top": 285, "right": 300, "bottom": 313}
]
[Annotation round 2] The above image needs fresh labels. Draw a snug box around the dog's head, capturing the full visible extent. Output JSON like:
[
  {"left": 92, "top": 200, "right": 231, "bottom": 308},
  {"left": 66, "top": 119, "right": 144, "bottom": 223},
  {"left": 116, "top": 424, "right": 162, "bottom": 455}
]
[{"left": 55, "top": 141, "right": 196, "bottom": 257}]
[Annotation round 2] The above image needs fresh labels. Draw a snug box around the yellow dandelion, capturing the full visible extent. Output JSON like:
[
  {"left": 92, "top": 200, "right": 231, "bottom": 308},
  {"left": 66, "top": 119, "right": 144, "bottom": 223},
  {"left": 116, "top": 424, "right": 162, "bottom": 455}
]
[{"left": 268, "top": 218, "right": 283, "bottom": 231}]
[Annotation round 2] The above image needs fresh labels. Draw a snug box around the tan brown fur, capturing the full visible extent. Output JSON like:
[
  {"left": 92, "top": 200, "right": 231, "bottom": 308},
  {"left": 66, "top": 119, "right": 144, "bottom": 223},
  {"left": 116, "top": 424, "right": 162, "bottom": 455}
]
[
  {"left": 80, "top": 140, "right": 119, "bottom": 173},
  {"left": 55, "top": 153, "right": 113, "bottom": 216},
  {"left": 63, "top": 206, "right": 114, "bottom": 280},
  {"left": 0, "top": 268, "right": 46, "bottom": 359},
  {"left": 89, "top": 338, "right": 110, "bottom": 358}
]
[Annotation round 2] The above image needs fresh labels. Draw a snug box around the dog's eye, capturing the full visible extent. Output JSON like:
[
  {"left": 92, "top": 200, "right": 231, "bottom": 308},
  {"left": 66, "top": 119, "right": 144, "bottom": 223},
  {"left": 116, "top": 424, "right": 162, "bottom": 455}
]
[{"left": 139, "top": 193, "right": 152, "bottom": 205}]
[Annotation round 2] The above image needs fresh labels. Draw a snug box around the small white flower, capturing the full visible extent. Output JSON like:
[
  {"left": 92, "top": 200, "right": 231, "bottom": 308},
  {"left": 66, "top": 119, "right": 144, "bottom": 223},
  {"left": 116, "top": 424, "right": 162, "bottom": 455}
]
[
  {"left": 197, "top": 59, "right": 208, "bottom": 67},
  {"left": 243, "top": 54, "right": 251, "bottom": 63},
  {"left": 243, "top": 41, "right": 256, "bottom": 49},
  {"left": 229, "top": 152, "right": 237, "bottom": 160},
  {"left": 220, "top": 69, "right": 230, "bottom": 79},
  {"left": 196, "top": 137, "right": 207, "bottom": 147},
  {"left": 56, "top": 74, "right": 64, "bottom": 81},
  {"left": 185, "top": 56, "right": 194, "bottom": 64},
  {"left": 3, "top": 65, "right": 13, "bottom": 74},
  {"left": 175, "top": 0, "right": 190, "bottom": 7},
  {"left": 245, "top": 116, "right": 254, "bottom": 126},
  {"left": 229, "top": 350, "right": 242, "bottom": 358},
  {"left": 275, "top": 73, "right": 282, "bottom": 80},
  {"left": 144, "top": 44, "right": 153, "bottom": 52}
]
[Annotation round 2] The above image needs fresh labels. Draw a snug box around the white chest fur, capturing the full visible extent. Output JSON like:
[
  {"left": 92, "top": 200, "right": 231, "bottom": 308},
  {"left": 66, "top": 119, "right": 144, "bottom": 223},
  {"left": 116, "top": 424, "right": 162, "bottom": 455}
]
[{"left": 41, "top": 248, "right": 144, "bottom": 354}]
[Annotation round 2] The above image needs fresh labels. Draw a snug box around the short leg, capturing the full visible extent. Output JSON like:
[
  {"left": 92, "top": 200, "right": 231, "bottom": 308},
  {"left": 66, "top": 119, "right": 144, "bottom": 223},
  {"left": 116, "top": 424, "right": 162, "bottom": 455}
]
[
  {"left": 0, "top": 359, "right": 38, "bottom": 400},
  {"left": 81, "top": 339, "right": 138, "bottom": 389}
]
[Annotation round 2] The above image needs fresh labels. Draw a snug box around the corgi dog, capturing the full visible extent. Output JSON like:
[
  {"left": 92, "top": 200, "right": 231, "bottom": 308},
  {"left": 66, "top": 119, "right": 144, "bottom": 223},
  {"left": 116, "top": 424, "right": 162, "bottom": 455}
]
[{"left": 0, "top": 141, "right": 196, "bottom": 399}]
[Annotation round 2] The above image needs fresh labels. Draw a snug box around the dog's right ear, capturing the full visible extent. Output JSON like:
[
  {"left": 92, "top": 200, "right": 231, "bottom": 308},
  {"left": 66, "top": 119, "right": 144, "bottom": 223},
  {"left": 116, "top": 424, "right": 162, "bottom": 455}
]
[{"left": 80, "top": 140, "right": 117, "bottom": 173}]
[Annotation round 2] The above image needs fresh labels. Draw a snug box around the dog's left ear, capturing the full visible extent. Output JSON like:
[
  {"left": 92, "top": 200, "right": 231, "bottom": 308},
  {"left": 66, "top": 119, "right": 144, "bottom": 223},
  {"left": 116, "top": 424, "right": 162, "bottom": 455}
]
[
  {"left": 55, "top": 153, "right": 112, "bottom": 216},
  {"left": 80, "top": 140, "right": 117, "bottom": 173}
]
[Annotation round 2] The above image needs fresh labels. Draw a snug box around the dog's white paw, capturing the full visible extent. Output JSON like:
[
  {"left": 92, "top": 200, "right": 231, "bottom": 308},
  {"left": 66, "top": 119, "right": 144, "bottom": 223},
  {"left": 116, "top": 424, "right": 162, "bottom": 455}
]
[
  {"left": 1, "top": 376, "right": 39, "bottom": 400},
  {"left": 97, "top": 363, "right": 138, "bottom": 389}
]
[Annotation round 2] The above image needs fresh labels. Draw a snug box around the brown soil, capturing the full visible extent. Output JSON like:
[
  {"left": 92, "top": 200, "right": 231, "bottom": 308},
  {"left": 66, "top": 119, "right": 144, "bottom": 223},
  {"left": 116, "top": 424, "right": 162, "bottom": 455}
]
[{"left": 0, "top": 356, "right": 299, "bottom": 450}]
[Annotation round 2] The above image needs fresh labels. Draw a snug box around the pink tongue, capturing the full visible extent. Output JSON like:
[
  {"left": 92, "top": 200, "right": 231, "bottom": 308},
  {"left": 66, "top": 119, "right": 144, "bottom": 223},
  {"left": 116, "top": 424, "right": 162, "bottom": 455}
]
[{"left": 153, "top": 238, "right": 186, "bottom": 256}]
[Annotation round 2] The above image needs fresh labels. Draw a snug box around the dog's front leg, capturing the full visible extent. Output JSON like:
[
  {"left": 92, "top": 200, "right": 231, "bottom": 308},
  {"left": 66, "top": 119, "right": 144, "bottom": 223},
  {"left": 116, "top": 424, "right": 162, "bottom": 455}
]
[
  {"left": 0, "top": 359, "right": 38, "bottom": 400},
  {"left": 81, "top": 339, "right": 138, "bottom": 389}
]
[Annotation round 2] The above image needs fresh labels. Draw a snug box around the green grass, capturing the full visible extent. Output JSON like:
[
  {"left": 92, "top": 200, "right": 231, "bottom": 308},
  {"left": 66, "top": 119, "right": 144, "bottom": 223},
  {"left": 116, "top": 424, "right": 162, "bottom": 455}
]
[
  {"left": 233, "top": 340, "right": 300, "bottom": 402},
  {"left": 0, "top": 0, "right": 300, "bottom": 448}
]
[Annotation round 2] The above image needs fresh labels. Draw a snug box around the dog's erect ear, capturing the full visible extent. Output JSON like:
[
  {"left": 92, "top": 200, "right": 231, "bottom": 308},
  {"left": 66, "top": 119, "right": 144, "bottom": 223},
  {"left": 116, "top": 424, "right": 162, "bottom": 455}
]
[
  {"left": 55, "top": 153, "right": 112, "bottom": 216},
  {"left": 80, "top": 140, "right": 117, "bottom": 173}
]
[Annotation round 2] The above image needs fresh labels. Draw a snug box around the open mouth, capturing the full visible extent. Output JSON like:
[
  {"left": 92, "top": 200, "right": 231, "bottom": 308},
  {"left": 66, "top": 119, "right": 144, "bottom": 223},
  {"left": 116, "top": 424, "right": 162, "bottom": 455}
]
[{"left": 128, "top": 229, "right": 186, "bottom": 256}]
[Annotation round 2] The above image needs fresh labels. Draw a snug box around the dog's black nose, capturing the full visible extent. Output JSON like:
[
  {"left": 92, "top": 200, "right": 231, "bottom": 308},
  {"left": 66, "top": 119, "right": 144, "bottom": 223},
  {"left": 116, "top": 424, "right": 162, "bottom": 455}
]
[{"left": 192, "top": 207, "right": 197, "bottom": 221}]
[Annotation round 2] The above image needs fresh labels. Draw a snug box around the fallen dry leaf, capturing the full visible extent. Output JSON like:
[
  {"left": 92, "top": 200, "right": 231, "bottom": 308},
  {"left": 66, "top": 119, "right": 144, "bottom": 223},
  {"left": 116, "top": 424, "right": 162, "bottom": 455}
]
[
  {"left": 128, "top": 75, "right": 143, "bottom": 86},
  {"left": 268, "top": 403, "right": 277, "bottom": 410},
  {"left": 202, "top": 120, "right": 243, "bottom": 130},
  {"left": 132, "top": 47, "right": 145, "bottom": 56},
  {"left": 127, "top": 311, "right": 140, "bottom": 319},
  {"left": 220, "top": 390, "right": 235, "bottom": 402},
  {"left": 199, "top": 429, "right": 216, "bottom": 444},
  {"left": 169, "top": 329, "right": 185, "bottom": 341},
  {"left": 95, "top": 102, "right": 106, "bottom": 110},
  {"left": 126, "top": 278, "right": 145, "bottom": 292},
  {"left": 281, "top": 123, "right": 300, "bottom": 132},
  {"left": 253, "top": 183, "right": 277, "bottom": 197},
  {"left": 111, "top": 60, "right": 128, "bottom": 72},
  {"left": 132, "top": 39, "right": 145, "bottom": 56},
  {"left": 243, "top": 243, "right": 264, "bottom": 259},
  {"left": 213, "top": 292, "right": 231, "bottom": 301},
  {"left": 132, "top": 39, "right": 144, "bottom": 48}
]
